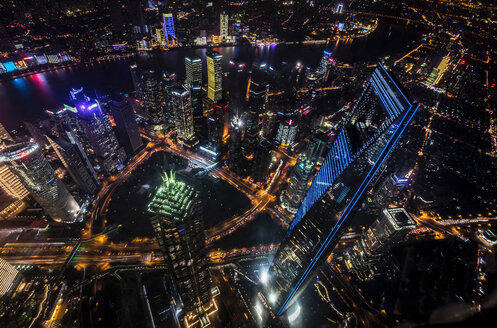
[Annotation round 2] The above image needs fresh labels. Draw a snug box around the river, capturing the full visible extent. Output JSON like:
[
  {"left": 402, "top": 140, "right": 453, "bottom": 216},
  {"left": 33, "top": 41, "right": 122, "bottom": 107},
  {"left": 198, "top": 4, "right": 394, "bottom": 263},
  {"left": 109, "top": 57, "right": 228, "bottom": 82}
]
[{"left": 0, "top": 20, "right": 425, "bottom": 130}]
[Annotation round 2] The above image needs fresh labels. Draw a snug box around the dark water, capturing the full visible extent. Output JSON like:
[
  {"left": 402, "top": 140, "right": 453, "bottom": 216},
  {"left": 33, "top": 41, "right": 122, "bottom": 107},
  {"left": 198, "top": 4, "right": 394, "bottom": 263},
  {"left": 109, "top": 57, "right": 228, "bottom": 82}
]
[{"left": 0, "top": 20, "right": 424, "bottom": 130}]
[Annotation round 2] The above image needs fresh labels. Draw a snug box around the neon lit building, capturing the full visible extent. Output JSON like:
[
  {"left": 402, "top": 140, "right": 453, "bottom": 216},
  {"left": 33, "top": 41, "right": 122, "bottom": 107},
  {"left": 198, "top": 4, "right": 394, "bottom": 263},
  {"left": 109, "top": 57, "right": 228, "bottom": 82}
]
[
  {"left": 0, "top": 142, "right": 80, "bottom": 222},
  {"left": 171, "top": 87, "right": 198, "bottom": 148},
  {"left": 147, "top": 172, "right": 212, "bottom": 316},
  {"left": 185, "top": 55, "right": 202, "bottom": 85},
  {"left": 163, "top": 13, "right": 175, "bottom": 43},
  {"left": 266, "top": 64, "right": 419, "bottom": 315},
  {"left": 206, "top": 51, "right": 223, "bottom": 102}
]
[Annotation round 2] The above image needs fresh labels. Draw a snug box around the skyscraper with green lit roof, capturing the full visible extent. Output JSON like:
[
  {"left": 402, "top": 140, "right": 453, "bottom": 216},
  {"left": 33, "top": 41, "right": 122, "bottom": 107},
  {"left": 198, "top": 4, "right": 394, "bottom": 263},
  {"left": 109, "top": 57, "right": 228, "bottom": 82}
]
[{"left": 147, "top": 171, "right": 212, "bottom": 314}]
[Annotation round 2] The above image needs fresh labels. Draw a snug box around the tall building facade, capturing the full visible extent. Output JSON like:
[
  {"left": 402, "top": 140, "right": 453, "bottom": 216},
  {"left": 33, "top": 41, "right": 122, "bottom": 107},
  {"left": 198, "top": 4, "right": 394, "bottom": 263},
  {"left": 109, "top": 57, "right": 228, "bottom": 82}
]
[
  {"left": 163, "top": 13, "right": 175, "bottom": 43},
  {"left": 248, "top": 67, "right": 269, "bottom": 111},
  {"left": 185, "top": 55, "right": 202, "bottom": 85},
  {"left": 0, "top": 123, "right": 28, "bottom": 200},
  {"left": 276, "top": 119, "right": 298, "bottom": 147},
  {"left": 261, "top": 111, "right": 277, "bottom": 141},
  {"left": 206, "top": 51, "right": 223, "bottom": 102},
  {"left": 220, "top": 13, "right": 229, "bottom": 40},
  {"left": 344, "top": 208, "right": 416, "bottom": 280},
  {"left": 75, "top": 101, "right": 126, "bottom": 175},
  {"left": 109, "top": 96, "right": 143, "bottom": 157},
  {"left": 0, "top": 258, "right": 20, "bottom": 298},
  {"left": 0, "top": 123, "right": 14, "bottom": 150},
  {"left": 46, "top": 129, "right": 99, "bottom": 195},
  {"left": 281, "top": 155, "right": 314, "bottom": 214},
  {"left": 266, "top": 64, "right": 419, "bottom": 315},
  {"left": 189, "top": 84, "right": 204, "bottom": 137},
  {"left": 0, "top": 164, "right": 29, "bottom": 199},
  {"left": 171, "top": 87, "right": 197, "bottom": 148},
  {"left": 0, "top": 142, "right": 80, "bottom": 222},
  {"left": 147, "top": 172, "right": 212, "bottom": 314}
]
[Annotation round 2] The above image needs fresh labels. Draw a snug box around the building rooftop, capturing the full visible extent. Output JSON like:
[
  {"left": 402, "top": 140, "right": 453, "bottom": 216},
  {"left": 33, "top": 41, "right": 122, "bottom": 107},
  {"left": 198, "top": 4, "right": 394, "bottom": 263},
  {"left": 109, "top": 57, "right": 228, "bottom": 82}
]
[{"left": 147, "top": 171, "right": 197, "bottom": 219}]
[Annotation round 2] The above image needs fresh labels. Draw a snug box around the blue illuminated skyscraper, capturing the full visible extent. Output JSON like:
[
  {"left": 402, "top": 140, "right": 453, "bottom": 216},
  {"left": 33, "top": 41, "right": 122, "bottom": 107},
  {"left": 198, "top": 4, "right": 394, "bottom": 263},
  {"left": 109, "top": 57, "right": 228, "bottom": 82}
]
[
  {"left": 163, "top": 13, "right": 175, "bottom": 42},
  {"left": 266, "top": 64, "right": 419, "bottom": 315}
]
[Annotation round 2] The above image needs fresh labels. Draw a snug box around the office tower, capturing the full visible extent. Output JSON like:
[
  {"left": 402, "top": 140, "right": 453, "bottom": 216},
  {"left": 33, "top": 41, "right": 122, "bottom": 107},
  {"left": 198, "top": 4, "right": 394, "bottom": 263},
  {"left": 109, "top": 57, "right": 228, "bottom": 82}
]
[
  {"left": 206, "top": 115, "right": 222, "bottom": 146},
  {"left": 206, "top": 51, "right": 223, "bottom": 102},
  {"left": 318, "top": 50, "right": 332, "bottom": 76},
  {"left": 189, "top": 84, "right": 204, "bottom": 137},
  {"left": 0, "top": 258, "right": 21, "bottom": 298},
  {"left": 155, "top": 27, "right": 165, "bottom": 45},
  {"left": 369, "top": 172, "right": 409, "bottom": 210},
  {"left": 185, "top": 55, "right": 202, "bottom": 85},
  {"left": 248, "top": 67, "right": 269, "bottom": 111},
  {"left": 344, "top": 208, "right": 416, "bottom": 280},
  {"left": 266, "top": 64, "right": 419, "bottom": 315},
  {"left": 109, "top": 96, "right": 143, "bottom": 157},
  {"left": 46, "top": 127, "right": 99, "bottom": 194},
  {"left": 130, "top": 64, "right": 143, "bottom": 100},
  {"left": 251, "top": 139, "right": 273, "bottom": 184},
  {"left": 281, "top": 155, "right": 314, "bottom": 214},
  {"left": 147, "top": 172, "right": 212, "bottom": 314},
  {"left": 162, "top": 71, "right": 177, "bottom": 124},
  {"left": 0, "top": 164, "right": 29, "bottom": 199},
  {"left": 109, "top": 0, "right": 125, "bottom": 41},
  {"left": 131, "top": 67, "right": 167, "bottom": 130},
  {"left": 220, "top": 13, "right": 228, "bottom": 39},
  {"left": 129, "top": 0, "right": 148, "bottom": 36},
  {"left": 276, "top": 118, "right": 298, "bottom": 147},
  {"left": 171, "top": 87, "right": 198, "bottom": 148},
  {"left": 426, "top": 55, "right": 451, "bottom": 86},
  {"left": 163, "top": 13, "right": 175, "bottom": 44},
  {"left": 75, "top": 101, "right": 126, "bottom": 175},
  {"left": 24, "top": 120, "right": 49, "bottom": 148},
  {"left": 305, "top": 130, "right": 327, "bottom": 164},
  {"left": 229, "top": 115, "right": 244, "bottom": 174},
  {"left": 0, "top": 142, "right": 80, "bottom": 222},
  {"left": 0, "top": 123, "right": 14, "bottom": 150},
  {"left": 261, "top": 111, "right": 277, "bottom": 140}
]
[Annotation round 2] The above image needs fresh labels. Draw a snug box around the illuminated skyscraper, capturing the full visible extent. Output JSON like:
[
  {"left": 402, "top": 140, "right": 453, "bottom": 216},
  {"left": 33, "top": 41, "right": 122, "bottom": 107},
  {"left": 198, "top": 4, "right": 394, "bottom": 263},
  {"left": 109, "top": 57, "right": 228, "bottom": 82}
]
[
  {"left": 220, "top": 13, "right": 229, "bottom": 40},
  {"left": 281, "top": 155, "right": 314, "bottom": 214},
  {"left": 163, "top": 13, "right": 175, "bottom": 44},
  {"left": 276, "top": 119, "right": 298, "bottom": 147},
  {"left": 0, "top": 123, "right": 28, "bottom": 200},
  {"left": 185, "top": 55, "right": 202, "bottom": 85},
  {"left": 261, "top": 111, "right": 277, "bottom": 140},
  {"left": 147, "top": 172, "right": 212, "bottom": 315},
  {"left": 0, "top": 164, "right": 28, "bottom": 200},
  {"left": 75, "top": 101, "right": 126, "bottom": 175},
  {"left": 0, "top": 142, "right": 80, "bottom": 222},
  {"left": 46, "top": 123, "right": 99, "bottom": 195},
  {"left": 0, "top": 123, "right": 14, "bottom": 150},
  {"left": 0, "top": 258, "right": 20, "bottom": 298},
  {"left": 171, "top": 87, "right": 198, "bottom": 148},
  {"left": 206, "top": 51, "right": 223, "bottom": 102},
  {"left": 344, "top": 208, "right": 416, "bottom": 280},
  {"left": 189, "top": 84, "right": 204, "bottom": 137},
  {"left": 109, "top": 96, "right": 143, "bottom": 156},
  {"left": 266, "top": 64, "right": 419, "bottom": 315}
]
